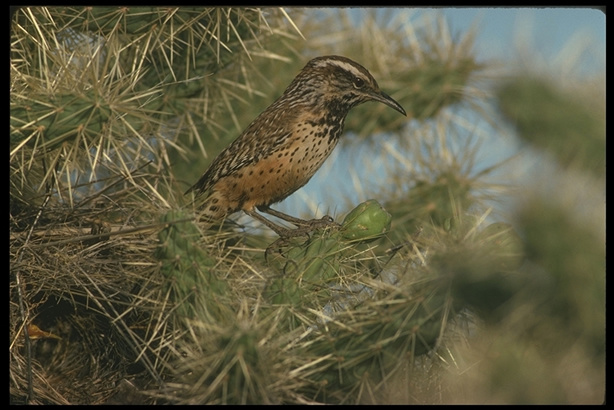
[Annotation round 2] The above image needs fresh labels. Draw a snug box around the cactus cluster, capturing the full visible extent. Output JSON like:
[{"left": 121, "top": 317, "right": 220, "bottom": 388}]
[
  {"left": 157, "top": 200, "right": 464, "bottom": 402},
  {"left": 264, "top": 200, "right": 392, "bottom": 325},
  {"left": 11, "top": 6, "right": 266, "bottom": 126},
  {"left": 261, "top": 200, "right": 456, "bottom": 399},
  {"left": 259, "top": 200, "right": 532, "bottom": 401},
  {"left": 299, "top": 277, "right": 452, "bottom": 401}
]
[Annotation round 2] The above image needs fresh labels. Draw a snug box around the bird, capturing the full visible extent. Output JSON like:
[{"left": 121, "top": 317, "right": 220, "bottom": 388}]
[{"left": 185, "top": 55, "right": 406, "bottom": 238}]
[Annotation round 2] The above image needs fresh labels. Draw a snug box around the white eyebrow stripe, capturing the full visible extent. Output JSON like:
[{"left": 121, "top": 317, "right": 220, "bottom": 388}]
[{"left": 315, "top": 58, "right": 366, "bottom": 78}]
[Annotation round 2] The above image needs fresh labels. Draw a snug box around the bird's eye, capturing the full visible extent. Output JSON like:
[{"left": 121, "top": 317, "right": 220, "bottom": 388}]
[{"left": 353, "top": 77, "right": 365, "bottom": 89}]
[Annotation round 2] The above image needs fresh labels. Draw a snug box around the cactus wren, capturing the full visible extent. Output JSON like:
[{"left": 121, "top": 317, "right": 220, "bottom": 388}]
[{"left": 186, "top": 55, "right": 406, "bottom": 237}]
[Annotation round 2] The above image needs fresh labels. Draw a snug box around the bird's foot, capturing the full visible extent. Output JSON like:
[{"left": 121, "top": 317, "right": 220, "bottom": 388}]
[
  {"left": 296, "top": 215, "right": 341, "bottom": 231},
  {"left": 264, "top": 216, "right": 339, "bottom": 259}
]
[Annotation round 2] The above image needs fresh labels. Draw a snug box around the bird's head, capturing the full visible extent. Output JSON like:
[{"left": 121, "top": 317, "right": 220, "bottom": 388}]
[{"left": 288, "top": 55, "right": 406, "bottom": 117}]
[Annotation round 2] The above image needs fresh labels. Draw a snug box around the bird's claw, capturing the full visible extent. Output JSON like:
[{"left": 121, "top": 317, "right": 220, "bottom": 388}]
[{"left": 264, "top": 216, "right": 340, "bottom": 260}]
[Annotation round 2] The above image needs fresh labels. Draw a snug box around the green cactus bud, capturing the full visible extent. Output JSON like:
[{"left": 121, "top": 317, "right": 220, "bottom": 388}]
[{"left": 340, "top": 199, "right": 392, "bottom": 242}]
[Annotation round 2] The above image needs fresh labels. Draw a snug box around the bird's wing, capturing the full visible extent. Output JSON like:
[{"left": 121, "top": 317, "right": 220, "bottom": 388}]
[{"left": 184, "top": 115, "right": 292, "bottom": 197}]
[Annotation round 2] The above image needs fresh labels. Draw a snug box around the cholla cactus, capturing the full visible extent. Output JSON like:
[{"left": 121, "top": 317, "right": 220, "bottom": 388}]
[
  {"left": 260, "top": 200, "right": 456, "bottom": 400},
  {"left": 157, "top": 210, "right": 228, "bottom": 320},
  {"left": 264, "top": 200, "right": 391, "bottom": 325}
]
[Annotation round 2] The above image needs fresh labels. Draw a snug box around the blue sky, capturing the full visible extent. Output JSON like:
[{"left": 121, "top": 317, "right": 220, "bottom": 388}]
[{"left": 440, "top": 7, "right": 605, "bottom": 74}]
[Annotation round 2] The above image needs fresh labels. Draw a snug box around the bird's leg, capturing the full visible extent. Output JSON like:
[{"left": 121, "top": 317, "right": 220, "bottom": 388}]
[
  {"left": 257, "top": 205, "right": 310, "bottom": 227},
  {"left": 244, "top": 209, "right": 309, "bottom": 239},
  {"left": 257, "top": 205, "right": 340, "bottom": 231},
  {"left": 244, "top": 209, "right": 314, "bottom": 259}
]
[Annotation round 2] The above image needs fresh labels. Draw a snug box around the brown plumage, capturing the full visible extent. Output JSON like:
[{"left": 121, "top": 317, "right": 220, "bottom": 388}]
[{"left": 186, "top": 55, "right": 406, "bottom": 237}]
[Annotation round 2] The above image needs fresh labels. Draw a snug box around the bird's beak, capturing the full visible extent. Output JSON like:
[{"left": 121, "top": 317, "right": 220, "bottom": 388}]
[{"left": 373, "top": 91, "right": 407, "bottom": 116}]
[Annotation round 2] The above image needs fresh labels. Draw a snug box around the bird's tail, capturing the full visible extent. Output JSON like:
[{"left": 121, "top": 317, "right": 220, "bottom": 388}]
[{"left": 187, "top": 190, "right": 232, "bottom": 226}]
